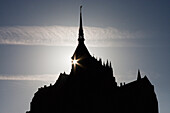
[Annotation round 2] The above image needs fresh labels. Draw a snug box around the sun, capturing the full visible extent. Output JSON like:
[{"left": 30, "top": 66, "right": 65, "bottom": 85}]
[
  {"left": 72, "top": 57, "right": 83, "bottom": 68},
  {"left": 73, "top": 59, "right": 77, "bottom": 64}
]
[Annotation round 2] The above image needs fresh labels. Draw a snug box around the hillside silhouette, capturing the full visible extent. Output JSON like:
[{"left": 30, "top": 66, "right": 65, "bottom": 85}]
[{"left": 26, "top": 6, "right": 158, "bottom": 113}]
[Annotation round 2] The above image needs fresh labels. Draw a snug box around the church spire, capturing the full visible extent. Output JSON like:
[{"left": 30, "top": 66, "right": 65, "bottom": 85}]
[
  {"left": 78, "top": 6, "right": 85, "bottom": 43},
  {"left": 71, "top": 6, "right": 91, "bottom": 60}
]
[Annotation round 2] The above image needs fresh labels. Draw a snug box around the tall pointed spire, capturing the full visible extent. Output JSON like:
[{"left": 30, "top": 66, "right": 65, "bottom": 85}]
[
  {"left": 137, "top": 69, "right": 141, "bottom": 80},
  {"left": 71, "top": 6, "right": 91, "bottom": 60},
  {"left": 78, "top": 5, "right": 85, "bottom": 43}
]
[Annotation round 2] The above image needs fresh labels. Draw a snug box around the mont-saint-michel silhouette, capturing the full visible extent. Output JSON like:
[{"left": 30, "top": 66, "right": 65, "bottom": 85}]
[{"left": 27, "top": 6, "right": 158, "bottom": 113}]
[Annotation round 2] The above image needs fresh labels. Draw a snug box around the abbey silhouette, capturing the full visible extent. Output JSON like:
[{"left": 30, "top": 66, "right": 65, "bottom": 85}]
[{"left": 27, "top": 6, "right": 158, "bottom": 113}]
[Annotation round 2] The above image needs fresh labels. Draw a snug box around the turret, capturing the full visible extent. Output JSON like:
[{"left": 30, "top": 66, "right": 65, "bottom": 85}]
[
  {"left": 137, "top": 69, "right": 142, "bottom": 80},
  {"left": 109, "top": 61, "right": 112, "bottom": 68},
  {"left": 106, "top": 59, "right": 109, "bottom": 67}
]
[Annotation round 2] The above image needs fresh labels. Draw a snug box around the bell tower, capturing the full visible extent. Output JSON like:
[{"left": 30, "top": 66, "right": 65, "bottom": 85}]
[{"left": 71, "top": 6, "right": 91, "bottom": 74}]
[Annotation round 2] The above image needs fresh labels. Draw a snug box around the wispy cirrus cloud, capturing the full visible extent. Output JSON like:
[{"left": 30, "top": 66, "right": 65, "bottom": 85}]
[
  {"left": 0, "top": 26, "right": 144, "bottom": 47},
  {"left": 0, "top": 74, "right": 59, "bottom": 81}
]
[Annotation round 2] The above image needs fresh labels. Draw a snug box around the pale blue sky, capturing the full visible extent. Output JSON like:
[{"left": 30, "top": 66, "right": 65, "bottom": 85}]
[{"left": 0, "top": 0, "right": 170, "bottom": 113}]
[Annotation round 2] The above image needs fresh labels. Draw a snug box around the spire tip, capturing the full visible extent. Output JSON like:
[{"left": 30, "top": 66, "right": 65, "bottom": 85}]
[{"left": 78, "top": 5, "right": 84, "bottom": 42}]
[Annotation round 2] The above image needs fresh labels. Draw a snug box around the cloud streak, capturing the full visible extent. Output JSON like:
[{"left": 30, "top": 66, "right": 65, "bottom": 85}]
[
  {"left": 0, "top": 74, "right": 59, "bottom": 81},
  {"left": 0, "top": 26, "right": 144, "bottom": 47}
]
